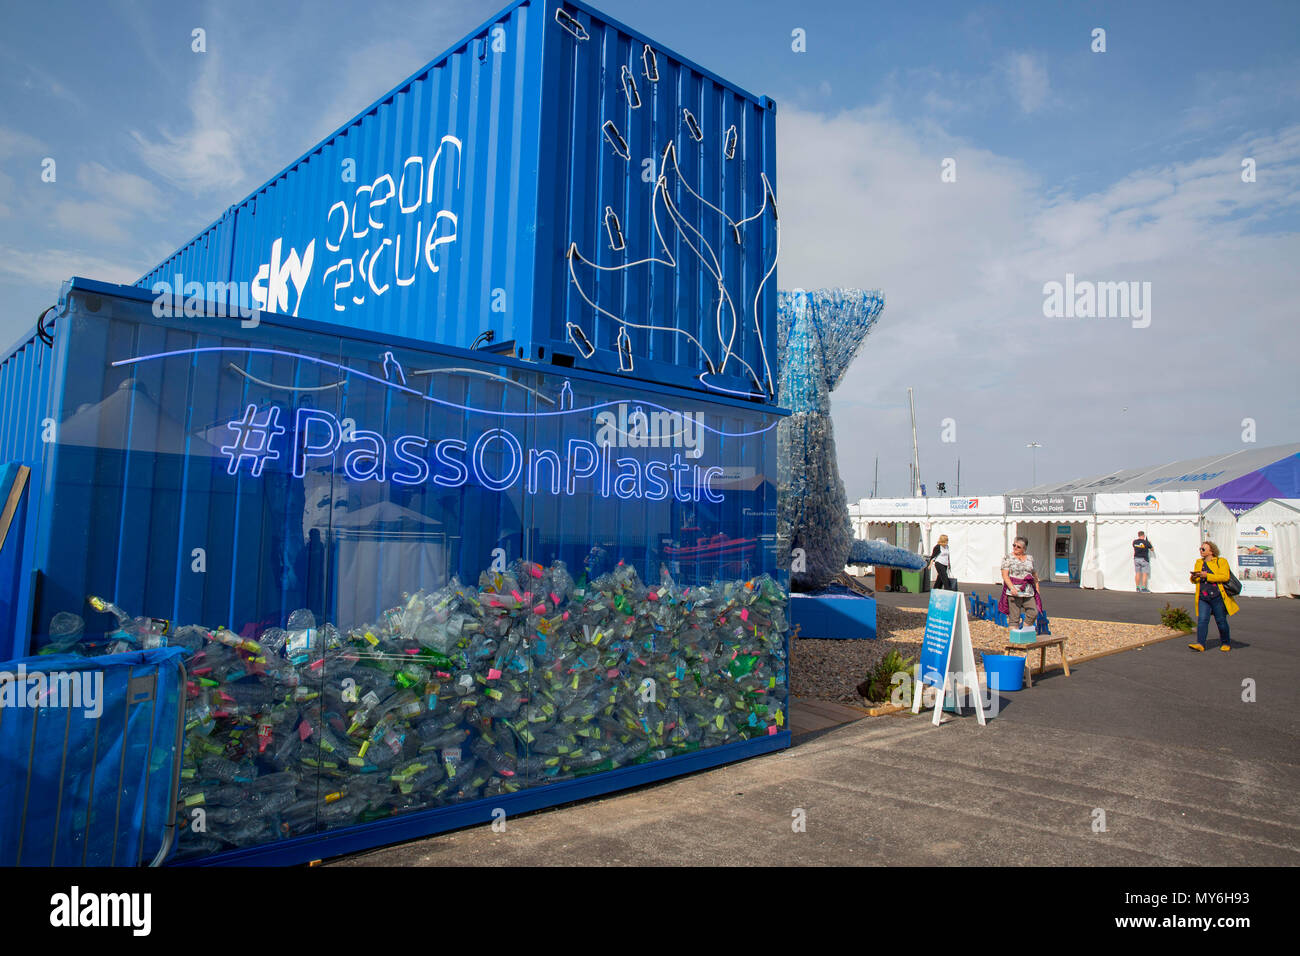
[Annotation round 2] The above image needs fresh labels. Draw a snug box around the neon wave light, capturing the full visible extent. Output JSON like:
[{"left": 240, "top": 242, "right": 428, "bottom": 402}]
[{"left": 111, "top": 346, "right": 778, "bottom": 438}]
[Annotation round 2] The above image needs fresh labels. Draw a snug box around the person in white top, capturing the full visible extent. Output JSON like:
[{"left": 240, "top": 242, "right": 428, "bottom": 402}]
[{"left": 929, "top": 534, "right": 953, "bottom": 590}]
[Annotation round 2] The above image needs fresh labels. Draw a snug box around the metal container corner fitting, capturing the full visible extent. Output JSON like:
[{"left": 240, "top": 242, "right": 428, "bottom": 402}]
[
  {"left": 5, "top": 278, "right": 789, "bottom": 865},
  {"left": 137, "top": 0, "right": 780, "bottom": 403}
]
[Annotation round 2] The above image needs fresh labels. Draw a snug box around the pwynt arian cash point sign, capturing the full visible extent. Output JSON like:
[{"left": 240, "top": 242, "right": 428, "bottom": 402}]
[{"left": 913, "top": 589, "right": 989, "bottom": 725}]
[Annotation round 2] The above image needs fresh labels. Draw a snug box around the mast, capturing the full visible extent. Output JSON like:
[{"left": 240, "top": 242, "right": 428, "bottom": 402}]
[{"left": 908, "top": 387, "right": 921, "bottom": 496}]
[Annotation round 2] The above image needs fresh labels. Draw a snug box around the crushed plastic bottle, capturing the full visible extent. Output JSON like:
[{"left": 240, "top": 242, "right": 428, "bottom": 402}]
[
  {"left": 43, "top": 612, "right": 85, "bottom": 654},
  {"left": 61, "top": 558, "right": 788, "bottom": 860}
]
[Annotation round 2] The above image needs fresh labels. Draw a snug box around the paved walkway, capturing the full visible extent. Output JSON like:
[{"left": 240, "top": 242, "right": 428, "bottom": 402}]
[{"left": 333, "top": 591, "right": 1299, "bottom": 866}]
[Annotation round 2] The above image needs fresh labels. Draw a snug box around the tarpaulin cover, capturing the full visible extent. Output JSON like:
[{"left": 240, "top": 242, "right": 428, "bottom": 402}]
[
  {"left": 848, "top": 538, "right": 927, "bottom": 570},
  {"left": 0, "top": 647, "right": 186, "bottom": 866}
]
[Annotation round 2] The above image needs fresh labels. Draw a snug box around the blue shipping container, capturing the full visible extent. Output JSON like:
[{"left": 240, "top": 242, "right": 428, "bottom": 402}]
[
  {"left": 11, "top": 277, "right": 789, "bottom": 864},
  {"left": 136, "top": 0, "right": 780, "bottom": 403}
]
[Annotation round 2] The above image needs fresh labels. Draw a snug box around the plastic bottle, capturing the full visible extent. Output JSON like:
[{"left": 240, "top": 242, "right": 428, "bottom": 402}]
[
  {"left": 284, "top": 609, "right": 318, "bottom": 663},
  {"left": 44, "top": 612, "right": 86, "bottom": 653}
]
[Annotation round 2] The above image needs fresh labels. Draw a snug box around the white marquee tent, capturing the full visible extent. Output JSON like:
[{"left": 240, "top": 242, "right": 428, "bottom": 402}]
[
  {"left": 1085, "top": 514, "right": 1200, "bottom": 594},
  {"left": 849, "top": 485, "right": 1300, "bottom": 596},
  {"left": 923, "top": 516, "right": 1007, "bottom": 585},
  {"left": 1200, "top": 500, "right": 1239, "bottom": 566},
  {"left": 851, "top": 497, "right": 1009, "bottom": 587}
]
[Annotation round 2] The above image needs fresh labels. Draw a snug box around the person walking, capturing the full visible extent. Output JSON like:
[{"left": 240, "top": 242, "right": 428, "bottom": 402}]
[
  {"left": 1133, "top": 530, "right": 1155, "bottom": 591},
  {"left": 1188, "top": 540, "right": 1238, "bottom": 652},
  {"left": 1000, "top": 536, "right": 1042, "bottom": 629},
  {"left": 929, "top": 534, "right": 953, "bottom": 591}
]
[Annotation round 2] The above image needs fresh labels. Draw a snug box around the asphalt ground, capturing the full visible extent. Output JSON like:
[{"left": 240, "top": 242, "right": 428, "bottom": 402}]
[{"left": 333, "top": 588, "right": 1299, "bottom": 866}]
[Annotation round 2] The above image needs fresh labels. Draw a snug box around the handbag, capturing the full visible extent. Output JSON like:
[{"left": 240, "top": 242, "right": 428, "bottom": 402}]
[{"left": 1223, "top": 562, "right": 1243, "bottom": 597}]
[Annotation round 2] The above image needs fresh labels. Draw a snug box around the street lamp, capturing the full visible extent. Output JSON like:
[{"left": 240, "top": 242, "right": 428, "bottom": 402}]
[{"left": 1026, "top": 442, "right": 1042, "bottom": 487}]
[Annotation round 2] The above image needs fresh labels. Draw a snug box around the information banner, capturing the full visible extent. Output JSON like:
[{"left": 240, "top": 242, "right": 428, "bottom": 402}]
[
  {"left": 1093, "top": 491, "right": 1201, "bottom": 514},
  {"left": 1236, "top": 524, "right": 1277, "bottom": 598},
  {"left": 919, "top": 590, "right": 959, "bottom": 689},
  {"left": 854, "top": 496, "right": 928, "bottom": 517}
]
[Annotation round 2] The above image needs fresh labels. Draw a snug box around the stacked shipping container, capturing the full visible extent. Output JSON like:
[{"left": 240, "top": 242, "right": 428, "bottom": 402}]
[{"left": 138, "top": 0, "right": 779, "bottom": 401}]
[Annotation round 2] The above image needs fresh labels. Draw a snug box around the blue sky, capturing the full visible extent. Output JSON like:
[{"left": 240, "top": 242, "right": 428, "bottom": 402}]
[{"left": 2, "top": 0, "right": 1297, "bottom": 496}]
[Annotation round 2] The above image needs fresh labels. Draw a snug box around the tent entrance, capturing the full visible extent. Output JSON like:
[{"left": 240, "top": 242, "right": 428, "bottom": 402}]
[{"left": 1012, "top": 520, "right": 1088, "bottom": 586}]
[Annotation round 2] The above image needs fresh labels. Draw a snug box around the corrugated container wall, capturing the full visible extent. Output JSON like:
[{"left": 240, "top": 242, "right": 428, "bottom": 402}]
[
  {"left": 136, "top": 0, "right": 778, "bottom": 402},
  {"left": 0, "top": 325, "right": 56, "bottom": 468}
]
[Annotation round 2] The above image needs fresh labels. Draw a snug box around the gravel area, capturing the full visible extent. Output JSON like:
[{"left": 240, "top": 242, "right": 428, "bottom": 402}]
[{"left": 792, "top": 603, "right": 1186, "bottom": 704}]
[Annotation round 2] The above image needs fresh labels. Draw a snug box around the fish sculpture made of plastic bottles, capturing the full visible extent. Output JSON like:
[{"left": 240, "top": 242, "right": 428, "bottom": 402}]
[{"left": 776, "top": 288, "right": 885, "bottom": 591}]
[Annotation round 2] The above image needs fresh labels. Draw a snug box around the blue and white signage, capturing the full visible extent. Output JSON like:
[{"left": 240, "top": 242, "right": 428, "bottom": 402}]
[
  {"left": 913, "top": 588, "right": 989, "bottom": 725},
  {"left": 919, "top": 590, "right": 959, "bottom": 690}
]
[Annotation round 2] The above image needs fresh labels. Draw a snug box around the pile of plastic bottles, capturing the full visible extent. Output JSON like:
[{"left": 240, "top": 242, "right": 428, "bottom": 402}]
[{"left": 54, "top": 560, "right": 788, "bottom": 860}]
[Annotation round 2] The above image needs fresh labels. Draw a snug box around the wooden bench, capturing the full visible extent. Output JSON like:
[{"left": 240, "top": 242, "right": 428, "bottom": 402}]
[{"left": 1002, "top": 637, "right": 1070, "bottom": 688}]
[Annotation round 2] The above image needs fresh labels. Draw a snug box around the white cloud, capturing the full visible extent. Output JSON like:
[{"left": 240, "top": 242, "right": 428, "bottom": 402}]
[
  {"left": 124, "top": 1, "right": 480, "bottom": 198},
  {"left": 0, "top": 125, "right": 46, "bottom": 160},
  {"left": 1002, "top": 52, "right": 1049, "bottom": 114},
  {"left": 127, "top": 6, "right": 280, "bottom": 198},
  {"left": 52, "top": 201, "right": 131, "bottom": 242},
  {"left": 0, "top": 244, "right": 144, "bottom": 289},
  {"left": 777, "top": 105, "right": 1300, "bottom": 497},
  {"left": 44, "top": 164, "right": 169, "bottom": 240},
  {"left": 1180, "top": 63, "right": 1300, "bottom": 132},
  {"left": 129, "top": 60, "right": 257, "bottom": 194},
  {"left": 76, "top": 162, "right": 165, "bottom": 216}
]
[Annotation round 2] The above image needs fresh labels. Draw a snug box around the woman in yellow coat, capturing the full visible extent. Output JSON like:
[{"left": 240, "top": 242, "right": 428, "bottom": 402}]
[{"left": 1188, "top": 540, "right": 1239, "bottom": 652}]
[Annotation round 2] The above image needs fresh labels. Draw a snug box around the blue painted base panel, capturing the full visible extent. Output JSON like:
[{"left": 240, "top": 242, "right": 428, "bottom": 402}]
[
  {"left": 175, "top": 731, "right": 791, "bottom": 866},
  {"left": 790, "top": 593, "right": 877, "bottom": 640}
]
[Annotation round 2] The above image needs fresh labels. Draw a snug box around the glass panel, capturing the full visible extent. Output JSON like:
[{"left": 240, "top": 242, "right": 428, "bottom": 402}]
[{"left": 29, "top": 288, "right": 786, "bottom": 861}]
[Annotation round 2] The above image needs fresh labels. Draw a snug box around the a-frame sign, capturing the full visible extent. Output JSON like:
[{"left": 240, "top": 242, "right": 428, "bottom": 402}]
[{"left": 912, "top": 588, "right": 987, "bottom": 725}]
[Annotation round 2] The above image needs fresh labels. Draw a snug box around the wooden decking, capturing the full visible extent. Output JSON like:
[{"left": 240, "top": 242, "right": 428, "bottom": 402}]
[{"left": 789, "top": 696, "right": 871, "bottom": 739}]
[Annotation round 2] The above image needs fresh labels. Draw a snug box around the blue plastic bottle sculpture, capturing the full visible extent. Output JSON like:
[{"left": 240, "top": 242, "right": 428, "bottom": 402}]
[{"left": 776, "top": 288, "right": 885, "bottom": 591}]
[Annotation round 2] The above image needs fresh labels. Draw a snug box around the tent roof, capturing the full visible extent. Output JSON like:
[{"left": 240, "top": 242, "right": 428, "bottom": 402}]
[
  {"left": 1237, "top": 498, "right": 1300, "bottom": 522},
  {"left": 1008, "top": 443, "right": 1300, "bottom": 505}
]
